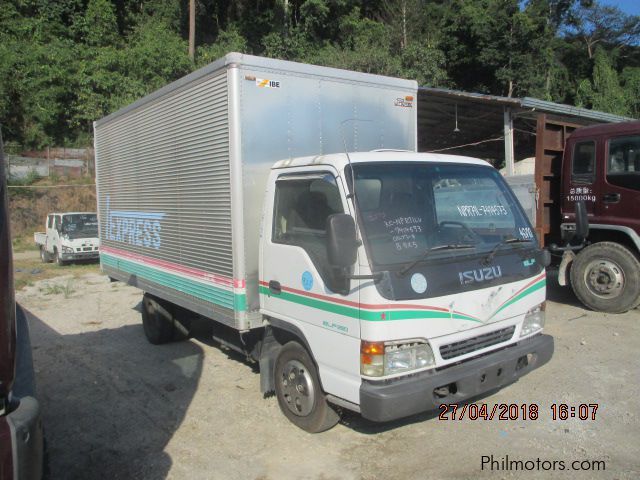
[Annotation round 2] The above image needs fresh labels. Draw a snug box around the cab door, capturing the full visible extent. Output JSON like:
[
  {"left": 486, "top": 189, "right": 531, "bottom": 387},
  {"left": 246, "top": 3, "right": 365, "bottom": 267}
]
[
  {"left": 563, "top": 139, "right": 599, "bottom": 217},
  {"left": 594, "top": 134, "right": 640, "bottom": 233},
  {"left": 47, "top": 215, "right": 60, "bottom": 252},
  {"left": 260, "top": 169, "right": 361, "bottom": 401}
]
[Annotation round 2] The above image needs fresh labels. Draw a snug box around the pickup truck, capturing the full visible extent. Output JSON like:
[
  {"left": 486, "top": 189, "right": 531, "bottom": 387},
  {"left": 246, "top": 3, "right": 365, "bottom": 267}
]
[
  {"left": 35, "top": 212, "right": 100, "bottom": 265},
  {"left": 1, "top": 127, "right": 44, "bottom": 478}
]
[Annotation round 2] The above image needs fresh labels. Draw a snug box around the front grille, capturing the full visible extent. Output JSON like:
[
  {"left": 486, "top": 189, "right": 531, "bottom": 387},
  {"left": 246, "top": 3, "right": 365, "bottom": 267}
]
[
  {"left": 83, "top": 247, "right": 93, "bottom": 251},
  {"left": 440, "top": 326, "right": 516, "bottom": 360}
]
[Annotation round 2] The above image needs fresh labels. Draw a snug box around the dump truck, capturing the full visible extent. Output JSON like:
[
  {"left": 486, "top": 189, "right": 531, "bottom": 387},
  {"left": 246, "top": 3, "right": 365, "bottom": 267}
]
[
  {"left": 94, "top": 53, "right": 553, "bottom": 432},
  {"left": 507, "top": 121, "right": 640, "bottom": 313}
]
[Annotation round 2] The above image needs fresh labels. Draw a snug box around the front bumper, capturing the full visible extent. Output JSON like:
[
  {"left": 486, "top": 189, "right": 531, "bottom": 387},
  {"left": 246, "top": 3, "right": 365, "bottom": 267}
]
[
  {"left": 4, "top": 396, "right": 44, "bottom": 480},
  {"left": 360, "top": 334, "right": 554, "bottom": 422},
  {"left": 61, "top": 251, "right": 99, "bottom": 261}
]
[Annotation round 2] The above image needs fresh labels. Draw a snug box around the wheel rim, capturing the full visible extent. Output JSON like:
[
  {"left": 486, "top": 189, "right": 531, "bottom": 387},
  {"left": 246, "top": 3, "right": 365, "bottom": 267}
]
[
  {"left": 279, "top": 359, "right": 315, "bottom": 416},
  {"left": 583, "top": 258, "right": 625, "bottom": 299}
]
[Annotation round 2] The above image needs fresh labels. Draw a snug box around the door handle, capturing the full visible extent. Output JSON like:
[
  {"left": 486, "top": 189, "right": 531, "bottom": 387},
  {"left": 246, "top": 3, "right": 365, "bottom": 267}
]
[
  {"left": 603, "top": 193, "right": 621, "bottom": 204},
  {"left": 268, "top": 280, "right": 282, "bottom": 295}
]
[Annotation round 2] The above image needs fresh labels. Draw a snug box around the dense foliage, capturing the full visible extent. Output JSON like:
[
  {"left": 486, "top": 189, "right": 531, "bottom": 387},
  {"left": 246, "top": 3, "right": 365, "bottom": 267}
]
[{"left": 1, "top": 0, "right": 638, "bottom": 148}]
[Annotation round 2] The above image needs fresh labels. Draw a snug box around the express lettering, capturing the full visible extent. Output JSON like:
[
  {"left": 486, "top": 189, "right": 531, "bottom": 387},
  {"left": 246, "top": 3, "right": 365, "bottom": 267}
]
[{"left": 106, "top": 196, "right": 165, "bottom": 249}]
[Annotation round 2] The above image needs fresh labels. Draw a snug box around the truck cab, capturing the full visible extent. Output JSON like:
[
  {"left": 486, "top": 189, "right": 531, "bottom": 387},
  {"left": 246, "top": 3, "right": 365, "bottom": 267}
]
[
  {"left": 1, "top": 130, "right": 44, "bottom": 478},
  {"left": 259, "top": 151, "right": 553, "bottom": 429},
  {"left": 559, "top": 121, "right": 640, "bottom": 312}
]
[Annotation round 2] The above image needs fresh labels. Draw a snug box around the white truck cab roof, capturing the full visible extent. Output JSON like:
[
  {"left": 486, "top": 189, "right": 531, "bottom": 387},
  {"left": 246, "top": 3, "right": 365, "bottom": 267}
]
[
  {"left": 271, "top": 151, "right": 492, "bottom": 172},
  {"left": 48, "top": 212, "right": 97, "bottom": 217}
]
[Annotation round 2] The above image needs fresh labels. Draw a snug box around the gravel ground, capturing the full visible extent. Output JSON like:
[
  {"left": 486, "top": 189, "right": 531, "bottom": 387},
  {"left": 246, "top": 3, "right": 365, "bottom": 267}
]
[{"left": 15, "top": 267, "right": 640, "bottom": 480}]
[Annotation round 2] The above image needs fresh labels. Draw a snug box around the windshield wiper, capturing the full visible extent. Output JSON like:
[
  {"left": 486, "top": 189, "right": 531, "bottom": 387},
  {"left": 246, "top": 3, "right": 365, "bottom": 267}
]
[
  {"left": 483, "top": 237, "right": 531, "bottom": 265},
  {"left": 397, "top": 243, "right": 475, "bottom": 277}
]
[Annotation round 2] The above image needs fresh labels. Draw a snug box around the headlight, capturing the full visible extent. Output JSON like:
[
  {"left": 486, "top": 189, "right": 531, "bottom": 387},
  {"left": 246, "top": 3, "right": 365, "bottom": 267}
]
[
  {"left": 361, "top": 340, "right": 435, "bottom": 377},
  {"left": 62, "top": 246, "right": 74, "bottom": 253},
  {"left": 520, "top": 304, "right": 545, "bottom": 337}
]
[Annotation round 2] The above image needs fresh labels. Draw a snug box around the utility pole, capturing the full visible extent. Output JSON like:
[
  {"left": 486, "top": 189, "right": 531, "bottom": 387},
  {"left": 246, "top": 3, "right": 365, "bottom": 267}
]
[{"left": 189, "top": 0, "right": 195, "bottom": 61}]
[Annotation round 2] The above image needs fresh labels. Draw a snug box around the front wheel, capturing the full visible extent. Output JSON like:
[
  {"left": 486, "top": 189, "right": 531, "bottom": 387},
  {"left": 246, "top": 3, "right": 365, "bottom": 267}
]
[
  {"left": 40, "top": 247, "right": 51, "bottom": 263},
  {"left": 53, "top": 249, "right": 65, "bottom": 266},
  {"left": 570, "top": 242, "right": 640, "bottom": 313},
  {"left": 274, "top": 341, "right": 340, "bottom": 433}
]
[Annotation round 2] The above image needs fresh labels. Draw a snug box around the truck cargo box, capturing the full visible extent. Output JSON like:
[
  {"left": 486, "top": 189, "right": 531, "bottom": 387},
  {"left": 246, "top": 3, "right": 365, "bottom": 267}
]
[{"left": 94, "top": 53, "right": 418, "bottom": 330}]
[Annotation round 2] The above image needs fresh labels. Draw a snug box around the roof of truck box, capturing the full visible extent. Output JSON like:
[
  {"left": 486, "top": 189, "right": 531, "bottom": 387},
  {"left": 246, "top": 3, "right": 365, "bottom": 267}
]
[
  {"left": 95, "top": 53, "right": 418, "bottom": 127},
  {"left": 271, "top": 151, "right": 492, "bottom": 171}
]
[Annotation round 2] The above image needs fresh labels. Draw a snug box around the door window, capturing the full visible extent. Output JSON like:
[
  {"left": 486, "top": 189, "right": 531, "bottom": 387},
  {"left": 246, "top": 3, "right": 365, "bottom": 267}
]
[
  {"left": 607, "top": 135, "right": 640, "bottom": 191},
  {"left": 272, "top": 173, "right": 344, "bottom": 287},
  {"left": 572, "top": 141, "right": 596, "bottom": 184}
]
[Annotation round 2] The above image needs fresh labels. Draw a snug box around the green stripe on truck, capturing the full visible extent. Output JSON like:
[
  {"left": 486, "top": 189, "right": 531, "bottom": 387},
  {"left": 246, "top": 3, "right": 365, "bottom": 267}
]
[
  {"left": 259, "top": 277, "right": 546, "bottom": 322},
  {"left": 258, "top": 285, "right": 482, "bottom": 322},
  {"left": 102, "top": 254, "right": 246, "bottom": 311}
]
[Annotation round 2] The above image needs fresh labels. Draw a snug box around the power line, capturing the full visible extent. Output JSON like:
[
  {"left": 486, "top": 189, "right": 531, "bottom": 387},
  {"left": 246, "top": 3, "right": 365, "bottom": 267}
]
[{"left": 426, "top": 136, "right": 505, "bottom": 153}]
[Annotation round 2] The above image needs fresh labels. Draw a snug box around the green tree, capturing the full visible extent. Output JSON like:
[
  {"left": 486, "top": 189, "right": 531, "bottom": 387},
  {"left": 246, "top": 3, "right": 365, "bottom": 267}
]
[
  {"left": 568, "top": 1, "right": 640, "bottom": 59},
  {"left": 576, "top": 47, "right": 629, "bottom": 115},
  {"left": 79, "top": 0, "right": 119, "bottom": 46}
]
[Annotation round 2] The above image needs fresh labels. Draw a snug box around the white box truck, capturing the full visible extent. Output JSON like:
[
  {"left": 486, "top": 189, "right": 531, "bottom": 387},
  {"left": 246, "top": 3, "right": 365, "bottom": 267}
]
[{"left": 94, "top": 53, "right": 553, "bottom": 432}]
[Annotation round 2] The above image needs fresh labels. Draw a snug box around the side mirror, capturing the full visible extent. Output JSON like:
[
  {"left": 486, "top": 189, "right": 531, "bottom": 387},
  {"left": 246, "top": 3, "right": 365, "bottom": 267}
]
[
  {"left": 326, "top": 214, "right": 358, "bottom": 268},
  {"left": 574, "top": 200, "right": 589, "bottom": 243}
]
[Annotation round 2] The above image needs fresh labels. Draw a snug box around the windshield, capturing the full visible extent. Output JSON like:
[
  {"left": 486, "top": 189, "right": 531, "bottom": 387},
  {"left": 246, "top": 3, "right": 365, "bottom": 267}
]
[
  {"left": 62, "top": 214, "right": 98, "bottom": 239},
  {"left": 349, "top": 162, "right": 535, "bottom": 266}
]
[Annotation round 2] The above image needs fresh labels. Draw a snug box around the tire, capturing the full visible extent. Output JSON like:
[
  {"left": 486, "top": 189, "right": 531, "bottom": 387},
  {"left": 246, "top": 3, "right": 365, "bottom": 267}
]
[
  {"left": 53, "top": 249, "right": 65, "bottom": 266},
  {"left": 570, "top": 241, "right": 640, "bottom": 313},
  {"left": 141, "top": 293, "right": 176, "bottom": 344},
  {"left": 40, "top": 247, "right": 51, "bottom": 263},
  {"left": 274, "top": 341, "right": 340, "bottom": 433}
]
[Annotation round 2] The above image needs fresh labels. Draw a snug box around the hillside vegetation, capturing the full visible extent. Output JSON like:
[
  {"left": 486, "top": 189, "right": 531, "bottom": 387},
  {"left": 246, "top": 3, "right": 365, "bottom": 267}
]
[
  {"left": 1, "top": 0, "right": 639, "bottom": 150},
  {"left": 8, "top": 176, "right": 96, "bottom": 249}
]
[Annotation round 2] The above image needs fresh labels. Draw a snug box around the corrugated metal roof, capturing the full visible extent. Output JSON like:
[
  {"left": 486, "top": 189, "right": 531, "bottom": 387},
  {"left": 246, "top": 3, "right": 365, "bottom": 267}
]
[
  {"left": 420, "top": 87, "right": 521, "bottom": 107},
  {"left": 520, "top": 97, "right": 633, "bottom": 123},
  {"left": 418, "top": 86, "right": 633, "bottom": 123}
]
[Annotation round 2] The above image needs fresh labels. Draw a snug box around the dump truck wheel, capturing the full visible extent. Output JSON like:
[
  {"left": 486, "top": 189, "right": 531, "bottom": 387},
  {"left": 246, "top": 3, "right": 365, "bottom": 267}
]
[
  {"left": 274, "top": 341, "right": 340, "bottom": 433},
  {"left": 141, "top": 293, "right": 176, "bottom": 344},
  {"left": 40, "top": 247, "right": 51, "bottom": 263},
  {"left": 570, "top": 242, "right": 640, "bottom": 313}
]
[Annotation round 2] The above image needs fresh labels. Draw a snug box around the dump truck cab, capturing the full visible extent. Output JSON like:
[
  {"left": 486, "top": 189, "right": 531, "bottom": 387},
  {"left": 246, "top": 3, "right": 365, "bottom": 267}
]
[
  {"left": 556, "top": 121, "right": 640, "bottom": 312},
  {"left": 259, "top": 151, "right": 553, "bottom": 427},
  {"left": 0, "top": 129, "right": 44, "bottom": 479}
]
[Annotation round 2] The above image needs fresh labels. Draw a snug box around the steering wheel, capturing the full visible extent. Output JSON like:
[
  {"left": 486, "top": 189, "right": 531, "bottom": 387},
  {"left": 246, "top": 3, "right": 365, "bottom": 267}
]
[{"left": 436, "top": 221, "right": 480, "bottom": 242}]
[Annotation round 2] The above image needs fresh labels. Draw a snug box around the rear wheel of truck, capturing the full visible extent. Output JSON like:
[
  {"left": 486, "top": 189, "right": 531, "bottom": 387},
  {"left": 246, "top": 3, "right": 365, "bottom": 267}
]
[
  {"left": 141, "top": 294, "right": 177, "bottom": 344},
  {"left": 40, "top": 247, "right": 51, "bottom": 263},
  {"left": 274, "top": 341, "right": 340, "bottom": 433},
  {"left": 570, "top": 241, "right": 640, "bottom": 313}
]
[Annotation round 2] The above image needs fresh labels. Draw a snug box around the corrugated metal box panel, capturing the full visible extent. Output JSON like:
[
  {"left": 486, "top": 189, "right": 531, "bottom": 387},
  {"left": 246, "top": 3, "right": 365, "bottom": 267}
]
[{"left": 95, "top": 72, "right": 236, "bottom": 323}]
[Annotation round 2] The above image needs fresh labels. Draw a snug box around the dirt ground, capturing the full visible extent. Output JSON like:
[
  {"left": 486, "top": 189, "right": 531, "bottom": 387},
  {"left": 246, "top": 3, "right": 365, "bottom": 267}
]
[{"left": 14, "top": 253, "right": 640, "bottom": 480}]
